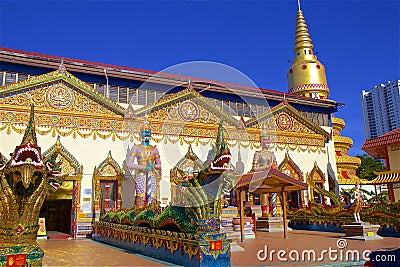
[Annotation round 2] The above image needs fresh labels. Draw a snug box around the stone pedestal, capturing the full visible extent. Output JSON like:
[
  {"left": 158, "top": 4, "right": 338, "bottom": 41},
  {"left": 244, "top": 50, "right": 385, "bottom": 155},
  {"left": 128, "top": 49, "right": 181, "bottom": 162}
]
[
  {"left": 232, "top": 217, "right": 255, "bottom": 239},
  {"left": 220, "top": 218, "right": 240, "bottom": 241},
  {"left": 342, "top": 222, "right": 383, "bottom": 240},
  {"left": 256, "top": 216, "right": 291, "bottom": 232},
  {"left": 251, "top": 205, "right": 262, "bottom": 218}
]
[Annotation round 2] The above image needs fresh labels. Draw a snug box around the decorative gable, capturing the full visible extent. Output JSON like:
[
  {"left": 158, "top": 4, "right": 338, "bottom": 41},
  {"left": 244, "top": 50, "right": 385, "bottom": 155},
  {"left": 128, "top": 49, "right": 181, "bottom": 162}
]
[
  {"left": 0, "top": 69, "right": 127, "bottom": 139},
  {"left": 0, "top": 70, "right": 125, "bottom": 117},
  {"left": 308, "top": 162, "right": 325, "bottom": 184},
  {"left": 245, "top": 102, "right": 330, "bottom": 150},
  {"left": 95, "top": 151, "right": 123, "bottom": 177},
  {"left": 125, "top": 87, "right": 255, "bottom": 146},
  {"left": 43, "top": 136, "right": 82, "bottom": 176},
  {"left": 135, "top": 87, "right": 240, "bottom": 128},
  {"left": 278, "top": 152, "right": 304, "bottom": 181}
]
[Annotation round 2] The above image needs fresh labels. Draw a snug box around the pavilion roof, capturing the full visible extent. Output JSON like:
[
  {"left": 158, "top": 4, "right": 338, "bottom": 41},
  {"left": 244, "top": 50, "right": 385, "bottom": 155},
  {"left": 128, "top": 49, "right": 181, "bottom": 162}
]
[
  {"left": 365, "top": 170, "right": 400, "bottom": 185},
  {"left": 362, "top": 127, "right": 400, "bottom": 158},
  {"left": 235, "top": 168, "right": 308, "bottom": 193}
]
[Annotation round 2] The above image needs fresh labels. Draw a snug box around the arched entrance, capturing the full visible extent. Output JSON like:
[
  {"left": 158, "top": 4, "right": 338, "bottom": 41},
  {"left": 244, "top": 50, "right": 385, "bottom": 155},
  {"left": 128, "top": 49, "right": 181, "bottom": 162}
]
[
  {"left": 92, "top": 151, "right": 123, "bottom": 220},
  {"left": 41, "top": 136, "right": 83, "bottom": 237},
  {"left": 307, "top": 162, "right": 326, "bottom": 205},
  {"left": 278, "top": 152, "right": 304, "bottom": 208}
]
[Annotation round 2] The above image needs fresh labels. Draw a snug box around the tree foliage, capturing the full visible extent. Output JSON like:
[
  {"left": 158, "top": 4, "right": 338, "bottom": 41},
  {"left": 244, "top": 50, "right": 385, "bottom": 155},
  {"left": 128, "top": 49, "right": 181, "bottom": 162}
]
[{"left": 356, "top": 154, "right": 385, "bottom": 181}]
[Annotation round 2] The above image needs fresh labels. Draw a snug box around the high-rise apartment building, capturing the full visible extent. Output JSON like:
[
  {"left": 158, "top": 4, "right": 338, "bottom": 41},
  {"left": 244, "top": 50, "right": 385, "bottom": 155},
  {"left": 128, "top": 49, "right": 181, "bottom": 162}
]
[{"left": 361, "top": 80, "right": 400, "bottom": 139}]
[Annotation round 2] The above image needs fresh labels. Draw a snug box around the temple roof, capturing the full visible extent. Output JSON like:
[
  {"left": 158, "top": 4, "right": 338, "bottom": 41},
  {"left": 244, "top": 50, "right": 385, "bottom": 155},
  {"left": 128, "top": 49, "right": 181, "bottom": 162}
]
[
  {"left": 245, "top": 101, "right": 331, "bottom": 139},
  {"left": 95, "top": 151, "right": 123, "bottom": 176},
  {"left": 0, "top": 68, "right": 125, "bottom": 116},
  {"left": 235, "top": 168, "right": 308, "bottom": 193},
  {"left": 0, "top": 47, "right": 338, "bottom": 109},
  {"left": 366, "top": 171, "right": 400, "bottom": 185},
  {"left": 134, "top": 86, "right": 241, "bottom": 128},
  {"left": 362, "top": 127, "right": 400, "bottom": 158}
]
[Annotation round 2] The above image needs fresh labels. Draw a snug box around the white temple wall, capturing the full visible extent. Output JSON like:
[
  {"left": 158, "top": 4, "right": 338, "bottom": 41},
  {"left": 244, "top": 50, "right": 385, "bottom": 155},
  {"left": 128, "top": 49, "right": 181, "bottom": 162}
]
[{"left": 0, "top": 123, "right": 339, "bottom": 210}]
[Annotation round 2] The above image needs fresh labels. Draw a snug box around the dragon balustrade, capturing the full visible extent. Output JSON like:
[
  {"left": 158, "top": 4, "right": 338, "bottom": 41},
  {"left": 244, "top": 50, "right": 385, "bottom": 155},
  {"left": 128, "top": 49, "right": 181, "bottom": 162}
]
[
  {"left": 92, "top": 122, "right": 235, "bottom": 267},
  {"left": 0, "top": 105, "right": 66, "bottom": 267},
  {"left": 288, "top": 190, "right": 400, "bottom": 238}
]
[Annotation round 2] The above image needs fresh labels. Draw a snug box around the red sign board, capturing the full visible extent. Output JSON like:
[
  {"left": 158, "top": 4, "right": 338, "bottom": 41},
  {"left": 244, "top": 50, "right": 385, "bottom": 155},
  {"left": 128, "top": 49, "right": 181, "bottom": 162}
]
[
  {"left": 209, "top": 240, "right": 222, "bottom": 251},
  {"left": 6, "top": 254, "right": 26, "bottom": 267}
]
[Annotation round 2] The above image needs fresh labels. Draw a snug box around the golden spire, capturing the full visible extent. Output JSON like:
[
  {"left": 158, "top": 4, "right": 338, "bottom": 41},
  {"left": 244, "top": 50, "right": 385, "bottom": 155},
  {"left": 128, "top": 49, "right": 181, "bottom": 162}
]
[
  {"left": 287, "top": 4, "right": 330, "bottom": 100},
  {"left": 21, "top": 104, "right": 38, "bottom": 146}
]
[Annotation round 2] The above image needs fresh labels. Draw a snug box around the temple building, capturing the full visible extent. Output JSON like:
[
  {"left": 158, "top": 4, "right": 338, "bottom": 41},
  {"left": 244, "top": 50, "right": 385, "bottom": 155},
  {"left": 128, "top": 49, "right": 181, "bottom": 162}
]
[{"left": 0, "top": 6, "right": 359, "bottom": 237}]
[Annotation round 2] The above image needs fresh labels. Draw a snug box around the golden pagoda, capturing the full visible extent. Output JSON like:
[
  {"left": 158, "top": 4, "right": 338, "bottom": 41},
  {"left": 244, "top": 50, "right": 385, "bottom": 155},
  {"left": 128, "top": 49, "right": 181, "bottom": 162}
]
[
  {"left": 332, "top": 117, "right": 362, "bottom": 184},
  {"left": 287, "top": 4, "right": 330, "bottom": 100}
]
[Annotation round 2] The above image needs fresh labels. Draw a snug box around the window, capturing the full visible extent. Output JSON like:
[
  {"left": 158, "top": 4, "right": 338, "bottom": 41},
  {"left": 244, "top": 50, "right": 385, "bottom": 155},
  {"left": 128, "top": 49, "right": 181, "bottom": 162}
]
[
  {"left": 0, "top": 71, "right": 4, "bottom": 86},
  {"left": 109, "top": 85, "right": 118, "bottom": 102},
  {"left": 5, "top": 72, "right": 16, "bottom": 85},
  {"left": 18, "top": 73, "right": 28, "bottom": 82},
  {"left": 147, "top": 90, "right": 156, "bottom": 105},
  {"left": 96, "top": 84, "right": 105, "bottom": 95},
  {"left": 138, "top": 89, "right": 146, "bottom": 105},
  {"left": 119, "top": 87, "right": 128, "bottom": 103}
]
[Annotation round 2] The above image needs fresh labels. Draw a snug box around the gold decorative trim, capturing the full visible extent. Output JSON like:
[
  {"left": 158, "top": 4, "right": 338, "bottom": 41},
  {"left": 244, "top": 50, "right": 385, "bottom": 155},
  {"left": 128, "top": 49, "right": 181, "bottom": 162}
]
[{"left": 333, "top": 135, "right": 353, "bottom": 147}]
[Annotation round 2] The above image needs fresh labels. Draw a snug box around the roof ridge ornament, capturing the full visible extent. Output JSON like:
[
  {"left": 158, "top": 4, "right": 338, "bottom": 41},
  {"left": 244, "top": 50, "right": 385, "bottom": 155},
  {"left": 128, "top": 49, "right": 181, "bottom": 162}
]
[
  {"left": 186, "top": 79, "right": 193, "bottom": 91},
  {"left": 58, "top": 58, "right": 66, "bottom": 73}
]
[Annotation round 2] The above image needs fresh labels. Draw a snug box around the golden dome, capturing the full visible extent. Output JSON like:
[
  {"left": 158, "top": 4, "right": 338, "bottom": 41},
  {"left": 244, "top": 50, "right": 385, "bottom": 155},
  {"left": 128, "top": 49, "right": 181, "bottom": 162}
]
[{"left": 288, "top": 9, "right": 329, "bottom": 99}]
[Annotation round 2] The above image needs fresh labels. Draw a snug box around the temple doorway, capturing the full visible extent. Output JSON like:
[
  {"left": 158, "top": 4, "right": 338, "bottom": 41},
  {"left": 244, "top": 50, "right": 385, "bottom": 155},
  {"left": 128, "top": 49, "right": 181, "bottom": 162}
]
[
  {"left": 39, "top": 181, "right": 74, "bottom": 235},
  {"left": 286, "top": 191, "right": 301, "bottom": 208}
]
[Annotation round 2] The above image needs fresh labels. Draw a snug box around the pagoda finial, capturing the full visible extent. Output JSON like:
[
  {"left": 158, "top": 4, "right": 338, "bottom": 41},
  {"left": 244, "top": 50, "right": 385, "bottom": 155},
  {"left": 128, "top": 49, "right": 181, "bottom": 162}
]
[
  {"left": 287, "top": 5, "right": 330, "bottom": 100},
  {"left": 294, "top": 8, "right": 313, "bottom": 54}
]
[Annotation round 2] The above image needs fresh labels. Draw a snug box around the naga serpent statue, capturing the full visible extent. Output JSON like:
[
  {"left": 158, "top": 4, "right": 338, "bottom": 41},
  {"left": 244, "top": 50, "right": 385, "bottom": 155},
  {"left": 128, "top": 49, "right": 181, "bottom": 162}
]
[
  {"left": 0, "top": 105, "right": 66, "bottom": 266},
  {"left": 181, "top": 121, "right": 237, "bottom": 226},
  {"left": 101, "top": 121, "right": 237, "bottom": 234}
]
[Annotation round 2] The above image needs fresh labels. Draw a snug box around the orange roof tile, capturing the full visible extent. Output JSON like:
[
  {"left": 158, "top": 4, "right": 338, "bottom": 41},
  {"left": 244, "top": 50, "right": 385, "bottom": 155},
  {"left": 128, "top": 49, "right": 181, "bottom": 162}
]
[{"left": 362, "top": 127, "right": 400, "bottom": 158}]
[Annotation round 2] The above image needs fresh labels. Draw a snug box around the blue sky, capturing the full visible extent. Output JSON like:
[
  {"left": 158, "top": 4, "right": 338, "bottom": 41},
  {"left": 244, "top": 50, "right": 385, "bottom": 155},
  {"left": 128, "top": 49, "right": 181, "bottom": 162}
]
[{"left": 1, "top": 0, "right": 399, "bottom": 156}]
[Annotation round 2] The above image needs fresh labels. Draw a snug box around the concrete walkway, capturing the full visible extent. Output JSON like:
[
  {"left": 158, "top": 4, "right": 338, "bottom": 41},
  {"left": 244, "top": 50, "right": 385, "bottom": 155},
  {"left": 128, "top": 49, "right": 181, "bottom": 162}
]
[
  {"left": 231, "top": 230, "right": 400, "bottom": 266},
  {"left": 38, "top": 230, "right": 400, "bottom": 266}
]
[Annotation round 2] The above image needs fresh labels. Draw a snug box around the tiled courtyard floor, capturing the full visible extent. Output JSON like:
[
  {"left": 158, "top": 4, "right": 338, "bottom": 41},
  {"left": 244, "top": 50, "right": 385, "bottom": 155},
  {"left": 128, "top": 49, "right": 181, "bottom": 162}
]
[{"left": 38, "top": 230, "right": 400, "bottom": 266}]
